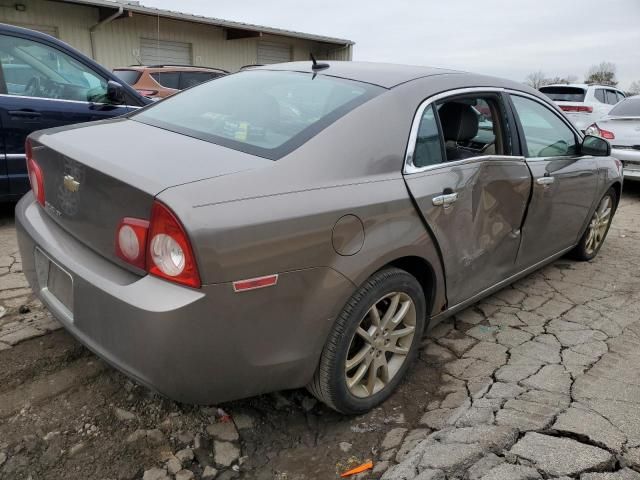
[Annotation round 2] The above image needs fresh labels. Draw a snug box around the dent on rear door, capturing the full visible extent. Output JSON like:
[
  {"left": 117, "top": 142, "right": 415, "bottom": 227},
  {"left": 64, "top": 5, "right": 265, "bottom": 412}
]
[{"left": 404, "top": 158, "right": 531, "bottom": 306}]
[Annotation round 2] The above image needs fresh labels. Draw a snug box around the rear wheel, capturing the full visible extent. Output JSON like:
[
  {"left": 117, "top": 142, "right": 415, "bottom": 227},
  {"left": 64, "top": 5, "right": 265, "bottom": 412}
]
[
  {"left": 308, "top": 268, "right": 426, "bottom": 414},
  {"left": 571, "top": 188, "right": 616, "bottom": 261}
]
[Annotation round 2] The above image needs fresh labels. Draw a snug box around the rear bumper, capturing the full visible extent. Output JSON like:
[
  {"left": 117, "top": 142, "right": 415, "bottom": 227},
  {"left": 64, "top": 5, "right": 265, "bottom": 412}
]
[
  {"left": 16, "top": 193, "right": 353, "bottom": 404},
  {"left": 612, "top": 148, "right": 640, "bottom": 181}
]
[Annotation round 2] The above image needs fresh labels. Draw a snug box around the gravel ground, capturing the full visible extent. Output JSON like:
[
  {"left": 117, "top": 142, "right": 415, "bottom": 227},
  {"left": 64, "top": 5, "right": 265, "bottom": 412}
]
[{"left": 0, "top": 182, "right": 639, "bottom": 480}]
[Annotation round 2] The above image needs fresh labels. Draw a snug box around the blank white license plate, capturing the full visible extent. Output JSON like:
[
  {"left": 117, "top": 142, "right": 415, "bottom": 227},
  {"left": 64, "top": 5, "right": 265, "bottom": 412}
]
[{"left": 35, "top": 248, "right": 73, "bottom": 316}]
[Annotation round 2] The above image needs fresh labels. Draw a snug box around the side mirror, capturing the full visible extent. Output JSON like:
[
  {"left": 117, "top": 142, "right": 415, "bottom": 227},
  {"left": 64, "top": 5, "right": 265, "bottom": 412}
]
[
  {"left": 106, "top": 80, "right": 126, "bottom": 105},
  {"left": 582, "top": 135, "right": 611, "bottom": 157}
]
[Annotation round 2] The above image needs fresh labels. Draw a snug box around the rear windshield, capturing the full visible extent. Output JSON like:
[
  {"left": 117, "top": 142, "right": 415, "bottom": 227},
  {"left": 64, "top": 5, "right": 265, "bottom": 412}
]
[
  {"left": 132, "top": 70, "right": 383, "bottom": 160},
  {"left": 539, "top": 86, "right": 586, "bottom": 102},
  {"left": 609, "top": 97, "right": 640, "bottom": 116},
  {"left": 113, "top": 69, "right": 142, "bottom": 85}
]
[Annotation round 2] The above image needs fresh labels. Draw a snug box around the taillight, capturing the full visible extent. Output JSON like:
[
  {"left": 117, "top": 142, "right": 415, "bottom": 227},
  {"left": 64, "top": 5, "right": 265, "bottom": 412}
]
[
  {"left": 585, "top": 123, "right": 615, "bottom": 140},
  {"left": 25, "top": 139, "right": 45, "bottom": 206},
  {"left": 115, "top": 218, "right": 149, "bottom": 269},
  {"left": 560, "top": 105, "right": 593, "bottom": 113},
  {"left": 115, "top": 201, "right": 201, "bottom": 288},
  {"left": 146, "top": 201, "right": 201, "bottom": 288}
]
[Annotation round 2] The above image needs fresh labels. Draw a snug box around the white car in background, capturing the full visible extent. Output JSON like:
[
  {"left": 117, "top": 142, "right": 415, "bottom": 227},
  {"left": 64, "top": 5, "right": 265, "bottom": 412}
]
[
  {"left": 539, "top": 84, "right": 626, "bottom": 131},
  {"left": 586, "top": 96, "right": 640, "bottom": 182}
]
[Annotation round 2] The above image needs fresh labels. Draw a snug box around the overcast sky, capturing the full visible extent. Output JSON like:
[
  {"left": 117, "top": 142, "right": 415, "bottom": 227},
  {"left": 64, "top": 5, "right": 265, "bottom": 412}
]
[{"left": 142, "top": 0, "right": 640, "bottom": 89}]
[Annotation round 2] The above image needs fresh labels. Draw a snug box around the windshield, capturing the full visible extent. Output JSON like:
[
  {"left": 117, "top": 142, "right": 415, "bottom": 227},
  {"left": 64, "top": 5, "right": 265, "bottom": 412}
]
[
  {"left": 539, "top": 86, "right": 586, "bottom": 102},
  {"left": 113, "top": 69, "right": 142, "bottom": 85},
  {"left": 609, "top": 97, "right": 640, "bottom": 117},
  {"left": 132, "top": 70, "right": 383, "bottom": 160}
]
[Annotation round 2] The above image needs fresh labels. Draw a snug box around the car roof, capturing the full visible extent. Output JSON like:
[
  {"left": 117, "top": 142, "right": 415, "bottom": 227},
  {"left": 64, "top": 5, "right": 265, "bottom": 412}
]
[
  {"left": 254, "top": 61, "right": 463, "bottom": 88},
  {"left": 253, "top": 61, "right": 538, "bottom": 92},
  {"left": 117, "top": 65, "right": 228, "bottom": 73}
]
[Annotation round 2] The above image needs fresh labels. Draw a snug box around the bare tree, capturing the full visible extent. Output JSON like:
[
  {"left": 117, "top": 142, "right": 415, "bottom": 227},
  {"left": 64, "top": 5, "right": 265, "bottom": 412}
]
[
  {"left": 628, "top": 80, "right": 640, "bottom": 96},
  {"left": 525, "top": 71, "right": 547, "bottom": 89},
  {"left": 585, "top": 62, "right": 618, "bottom": 86}
]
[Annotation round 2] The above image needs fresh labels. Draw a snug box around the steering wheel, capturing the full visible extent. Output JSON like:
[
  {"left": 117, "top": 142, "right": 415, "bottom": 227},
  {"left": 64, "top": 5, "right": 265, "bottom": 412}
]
[{"left": 24, "top": 76, "right": 41, "bottom": 96}]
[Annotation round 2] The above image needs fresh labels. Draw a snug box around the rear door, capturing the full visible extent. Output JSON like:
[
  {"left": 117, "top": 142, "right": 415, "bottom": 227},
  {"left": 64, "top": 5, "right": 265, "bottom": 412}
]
[
  {"left": 508, "top": 93, "right": 599, "bottom": 268},
  {"left": 0, "top": 32, "right": 132, "bottom": 197},
  {"left": 403, "top": 90, "right": 531, "bottom": 306}
]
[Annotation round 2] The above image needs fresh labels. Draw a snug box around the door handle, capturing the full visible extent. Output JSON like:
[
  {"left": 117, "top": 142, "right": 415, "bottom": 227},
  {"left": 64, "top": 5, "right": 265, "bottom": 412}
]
[
  {"left": 536, "top": 176, "right": 555, "bottom": 185},
  {"left": 8, "top": 110, "right": 42, "bottom": 119},
  {"left": 432, "top": 192, "right": 458, "bottom": 206}
]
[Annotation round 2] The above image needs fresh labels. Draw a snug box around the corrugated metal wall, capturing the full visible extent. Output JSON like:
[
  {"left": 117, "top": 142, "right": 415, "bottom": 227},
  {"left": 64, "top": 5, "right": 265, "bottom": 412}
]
[{"left": 0, "top": 0, "right": 352, "bottom": 72}]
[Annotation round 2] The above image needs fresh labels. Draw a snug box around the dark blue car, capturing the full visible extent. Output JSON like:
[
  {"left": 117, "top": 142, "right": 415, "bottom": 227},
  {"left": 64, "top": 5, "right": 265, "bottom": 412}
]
[{"left": 0, "top": 23, "right": 150, "bottom": 201}]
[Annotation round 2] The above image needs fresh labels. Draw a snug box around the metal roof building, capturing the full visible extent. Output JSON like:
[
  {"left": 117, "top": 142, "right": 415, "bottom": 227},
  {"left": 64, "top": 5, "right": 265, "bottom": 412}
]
[{"left": 0, "top": 0, "right": 353, "bottom": 71}]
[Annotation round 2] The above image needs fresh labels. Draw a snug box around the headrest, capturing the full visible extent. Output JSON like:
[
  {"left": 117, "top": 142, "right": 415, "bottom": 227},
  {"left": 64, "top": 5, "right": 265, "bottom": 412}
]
[{"left": 438, "top": 102, "right": 479, "bottom": 142}]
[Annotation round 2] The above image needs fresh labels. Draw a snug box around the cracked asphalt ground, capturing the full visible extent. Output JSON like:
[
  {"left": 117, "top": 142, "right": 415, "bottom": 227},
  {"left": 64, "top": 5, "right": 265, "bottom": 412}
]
[{"left": 0, "top": 183, "right": 639, "bottom": 480}]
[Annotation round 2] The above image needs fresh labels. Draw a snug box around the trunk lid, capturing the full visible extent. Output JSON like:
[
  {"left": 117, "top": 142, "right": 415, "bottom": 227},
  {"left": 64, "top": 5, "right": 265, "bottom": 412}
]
[
  {"left": 31, "top": 118, "right": 270, "bottom": 272},
  {"left": 597, "top": 116, "right": 640, "bottom": 147}
]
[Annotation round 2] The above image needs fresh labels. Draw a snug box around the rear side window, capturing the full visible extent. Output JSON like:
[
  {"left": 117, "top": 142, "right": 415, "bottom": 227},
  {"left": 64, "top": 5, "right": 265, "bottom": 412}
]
[
  {"left": 605, "top": 90, "right": 619, "bottom": 105},
  {"left": 609, "top": 97, "right": 640, "bottom": 116},
  {"left": 133, "top": 70, "right": 383, "bottom": 160},
  {"left": 413, "top": 105, "right": 444, "bottom": 168},
  {"left": 539, "top": 86, "right": 586, "bottom": 102},
  {"left": 511, "top": 95, "right": 577, "bottom": 157},
  {"left": 595, "top": 89, "right": 606, "bottom": 103},
  {"left": 150, "top": 71, "right": 180, "bottom": 89},
  {"left": 113, "top": 69, "right": 142, "bottom": 85},
  {"left": 179, "top": 71, "right": 222, "bottom": 89}
]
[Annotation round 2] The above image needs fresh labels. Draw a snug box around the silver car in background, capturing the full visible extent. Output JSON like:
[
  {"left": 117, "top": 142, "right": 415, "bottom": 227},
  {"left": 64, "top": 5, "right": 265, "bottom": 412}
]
[{"left": 586, "top": 96, "right": 640, "bottom": 181}]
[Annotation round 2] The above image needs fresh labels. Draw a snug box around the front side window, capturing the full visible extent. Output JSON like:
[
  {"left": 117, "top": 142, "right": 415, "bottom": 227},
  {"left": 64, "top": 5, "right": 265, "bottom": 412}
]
[
  {"left": 0, "top": 34, "right": 108, "bottom": 102},
  {"left": 133, "top": 70, "right": 383, "bottom": 160},
  {"left": 511, "top": 95, "right": 577, "bottom": 158}
]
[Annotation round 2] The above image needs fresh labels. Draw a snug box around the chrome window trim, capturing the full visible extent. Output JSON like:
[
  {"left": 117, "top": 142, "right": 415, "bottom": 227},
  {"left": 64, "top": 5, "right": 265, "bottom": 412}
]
[
  {"left": 405, "top": 87, "right": 510, "bottom": 175},
  {"left": 0, "top": 93, "right": 139, "bottom": 109},
  {"left": 407, "top": 154, "right": 526, "bottom": 175},
  {"left": 1, "top": 153, "right": 27, "bottom": 160},
  {"left": 404, "top": 87, "right": 586, "bottom": 175}
]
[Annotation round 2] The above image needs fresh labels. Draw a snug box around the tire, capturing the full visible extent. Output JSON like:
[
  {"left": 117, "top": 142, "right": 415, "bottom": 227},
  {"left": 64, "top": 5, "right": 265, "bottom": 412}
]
[
  {"left": 570, "top": 187, "right": 617, "bottom": 261},
  {"left": 308, "top": 267, "right": 426, "bottom": 414}
]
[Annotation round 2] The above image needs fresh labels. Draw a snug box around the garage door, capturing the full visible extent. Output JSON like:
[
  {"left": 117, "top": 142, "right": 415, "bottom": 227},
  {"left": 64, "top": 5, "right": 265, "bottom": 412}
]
[
  {"left": 140, "top": 38, "right": 192, "bottom": 66},
  {"left": 257, "top": 41, "right": 291, "bottom": 64}
]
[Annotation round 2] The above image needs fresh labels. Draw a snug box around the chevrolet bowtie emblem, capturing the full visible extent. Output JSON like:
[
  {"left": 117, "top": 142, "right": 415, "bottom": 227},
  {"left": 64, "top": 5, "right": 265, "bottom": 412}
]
[{"left": 63, "top": 175, "right": 80, "bottom": 193}]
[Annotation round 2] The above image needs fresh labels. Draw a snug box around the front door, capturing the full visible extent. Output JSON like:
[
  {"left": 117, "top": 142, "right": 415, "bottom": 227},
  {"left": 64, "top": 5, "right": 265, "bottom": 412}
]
[
  {"left": 0, "top": 33, "right": 131, "bottom": 197},
  {"left": 508, "top": 94, "right": 599, "bottom": 268},
  {"left": 403, "top": 92, "right": 532, "bottom": 307}
]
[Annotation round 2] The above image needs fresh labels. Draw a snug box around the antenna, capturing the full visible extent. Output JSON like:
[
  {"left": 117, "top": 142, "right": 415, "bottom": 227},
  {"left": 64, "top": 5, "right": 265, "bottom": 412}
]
[{"left": 310, "top": 53, "right": 329, "bottom": 71}]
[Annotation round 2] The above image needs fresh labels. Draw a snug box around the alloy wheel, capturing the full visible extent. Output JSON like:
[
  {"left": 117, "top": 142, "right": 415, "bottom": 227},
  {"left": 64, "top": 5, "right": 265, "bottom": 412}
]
[
  {"left": 585, "top": 194, "right": 613, "bottom": 255},
  {"left": 345, "top": 292, "right": 417, "bottom": 398}
]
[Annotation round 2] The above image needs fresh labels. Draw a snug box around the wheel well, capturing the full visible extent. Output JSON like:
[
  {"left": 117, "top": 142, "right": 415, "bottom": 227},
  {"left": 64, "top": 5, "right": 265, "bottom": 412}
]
[
  {"left": 611, "top": 181, "right": 622, "bottom": 207},
  {"left": 387, "top": 256, "right": 436, "bottom": 313}
]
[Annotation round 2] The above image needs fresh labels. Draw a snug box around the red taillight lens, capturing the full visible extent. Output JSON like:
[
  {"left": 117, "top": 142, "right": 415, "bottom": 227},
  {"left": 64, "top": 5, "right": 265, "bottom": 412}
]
[
  {"left": 599, "top": 128, "right": 615, "bottom": 140},
  {"left": 146, "top": 201, "right": 201, "bottom": 288},
  {"left": 25, "top": 139, "right": 45, "bottom": 206},
  {"left": 115, "top": 218, "right": 149, "bottom": 269},
  {"left": 560, "top": 105, "right": 593, "bottom": 113}
]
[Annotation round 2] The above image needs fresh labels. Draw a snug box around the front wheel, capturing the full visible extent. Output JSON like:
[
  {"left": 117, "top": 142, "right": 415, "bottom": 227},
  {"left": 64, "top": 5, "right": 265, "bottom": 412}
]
[
  {"left": 571, "top": 187, "right": 617, "bottom": 261},
  {"left": 308, "top": 268, "right": 426, "bottom": 414}
]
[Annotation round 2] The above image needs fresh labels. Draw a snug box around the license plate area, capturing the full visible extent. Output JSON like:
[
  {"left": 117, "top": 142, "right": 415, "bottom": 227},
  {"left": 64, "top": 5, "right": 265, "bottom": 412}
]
[{"left": 35, "top": 247, "right": 74, "bottom": 321}]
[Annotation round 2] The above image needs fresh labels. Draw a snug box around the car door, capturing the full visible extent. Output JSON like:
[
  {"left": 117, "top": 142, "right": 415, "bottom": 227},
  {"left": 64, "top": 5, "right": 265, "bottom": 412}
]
[
  {"left": 0, "top": 32, "right": 132, "bottom": 197},
  {"left": 403, "top": 90, "right": 532, "bottom": 307},
  {"left": 508, "top": 93, "right": 599, "bottom": 268}
]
